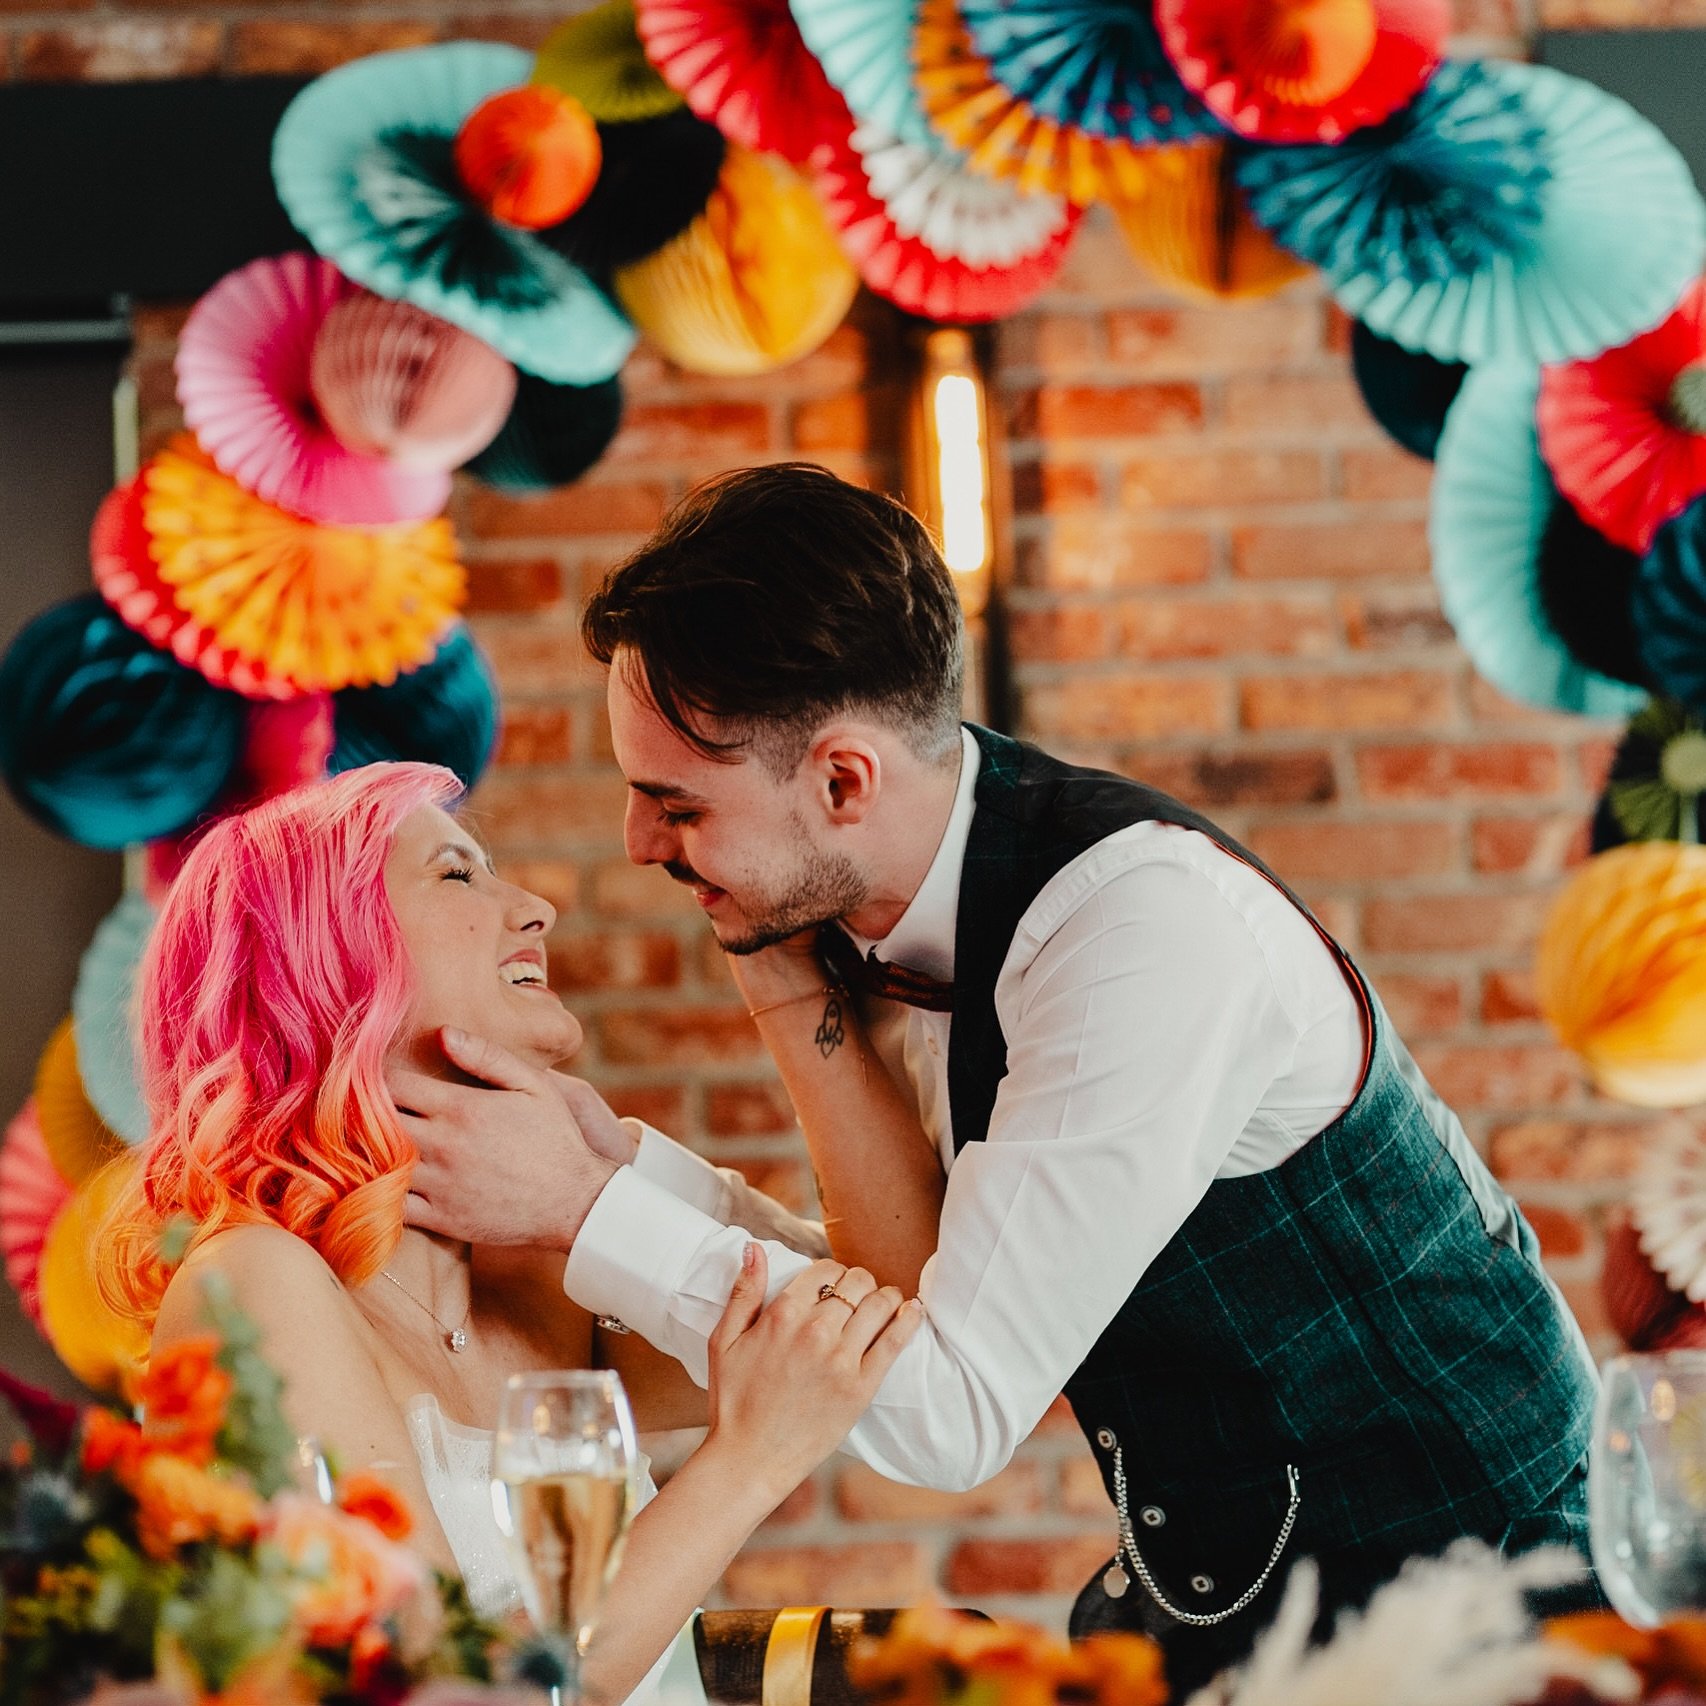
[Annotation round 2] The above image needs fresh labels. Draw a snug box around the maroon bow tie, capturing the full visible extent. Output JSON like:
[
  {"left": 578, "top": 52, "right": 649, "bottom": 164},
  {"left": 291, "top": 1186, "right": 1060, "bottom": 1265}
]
[{"left": 818, "top": 925, "right": 955, "bottom": 1013}]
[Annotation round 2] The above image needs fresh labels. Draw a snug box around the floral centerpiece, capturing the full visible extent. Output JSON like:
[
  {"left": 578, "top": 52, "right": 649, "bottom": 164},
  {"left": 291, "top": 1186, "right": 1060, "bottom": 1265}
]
[{"left": 0, "top": 1272, "right": 542, "bottom": 1706}]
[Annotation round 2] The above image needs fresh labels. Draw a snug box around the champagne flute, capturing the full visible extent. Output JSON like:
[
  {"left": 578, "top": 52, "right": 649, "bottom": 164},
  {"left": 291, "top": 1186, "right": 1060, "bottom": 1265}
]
[
  {"left": 1590, "top": 1350, "right": 1706, "bottom": 1625},
  {"left": 492, "top": 1370, "right": 639, "bottom": 1703}
]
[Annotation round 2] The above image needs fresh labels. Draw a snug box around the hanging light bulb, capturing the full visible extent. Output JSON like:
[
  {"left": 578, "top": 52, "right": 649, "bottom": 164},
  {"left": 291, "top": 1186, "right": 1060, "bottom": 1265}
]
[{"left": 914, "top": 327, "right": 994, "bottom": 618}]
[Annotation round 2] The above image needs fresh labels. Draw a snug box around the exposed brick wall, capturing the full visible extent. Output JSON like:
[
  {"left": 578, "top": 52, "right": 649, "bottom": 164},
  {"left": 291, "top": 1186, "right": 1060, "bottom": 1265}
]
[{"left": 54, "top": 0, "right": 1690, "bottom": 1632}]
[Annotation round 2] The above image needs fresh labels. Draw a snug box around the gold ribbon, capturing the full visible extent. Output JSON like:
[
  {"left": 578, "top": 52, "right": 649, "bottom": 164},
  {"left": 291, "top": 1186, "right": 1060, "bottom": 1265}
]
[{"left": 761, "top": 1606, "right": 830, "bottom": 1706}]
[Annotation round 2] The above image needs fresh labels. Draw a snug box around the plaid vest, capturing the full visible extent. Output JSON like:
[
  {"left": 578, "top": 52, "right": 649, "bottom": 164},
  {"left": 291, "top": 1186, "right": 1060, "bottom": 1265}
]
[{"left": 949, "top": 726, "right": 1597, "bottom": 1632}]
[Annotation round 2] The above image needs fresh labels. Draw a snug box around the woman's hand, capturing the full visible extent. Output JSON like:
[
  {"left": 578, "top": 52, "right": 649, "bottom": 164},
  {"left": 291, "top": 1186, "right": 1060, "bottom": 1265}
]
[{"left": 701, "top": 1245, "right": 921, "bottom": 1507}]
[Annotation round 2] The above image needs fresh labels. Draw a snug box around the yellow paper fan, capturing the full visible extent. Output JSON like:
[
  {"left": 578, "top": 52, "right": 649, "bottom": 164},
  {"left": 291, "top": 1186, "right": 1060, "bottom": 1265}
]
[
  {"left": 39, "top": 1160, "right": 148, "bottom": 1396},
  {"left": 140, "top": 436, "right": 466, "bottom": 695},
  {"left": 34, "top": 1018, "right": 125, "bottom": 1187},
  {"left": 614, "top": 148, "right": 857, "bottom": 378},
  {"left": 1537, "top": 841, "right": 1706, "bottom": 1108},
  {"left": 1113, "top": 139, "right": 1313, "bottom": 302}
]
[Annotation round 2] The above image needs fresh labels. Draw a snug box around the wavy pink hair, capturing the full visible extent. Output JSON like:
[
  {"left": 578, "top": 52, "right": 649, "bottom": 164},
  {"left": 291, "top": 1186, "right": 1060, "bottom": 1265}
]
[{"left": 101, "top": 761, "right": 464, "bottom": 1323}]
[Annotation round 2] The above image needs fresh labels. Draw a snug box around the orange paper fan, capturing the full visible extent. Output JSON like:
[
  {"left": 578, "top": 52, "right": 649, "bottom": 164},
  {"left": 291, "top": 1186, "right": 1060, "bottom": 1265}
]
[
  {"left": 912, "top": 0, "right": 1155, "bottom": 205},
  {"left": 139, "top": 436, "right": 466, "bottom": 695},
  {"left": 1537, "top": 840, "right": 1706, "bottom": 1108},
  {"left": 1113, "top": 140, "right": 1311, "bottom": 302},
  {"left": 34, "top": 1019, "right": 125, "bottom": 1187}
]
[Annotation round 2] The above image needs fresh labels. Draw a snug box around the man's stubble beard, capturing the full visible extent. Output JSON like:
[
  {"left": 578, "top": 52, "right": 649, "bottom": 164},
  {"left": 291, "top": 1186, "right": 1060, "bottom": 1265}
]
[{"left": 716, "top": 827, "right": 870, "bottom": 957}]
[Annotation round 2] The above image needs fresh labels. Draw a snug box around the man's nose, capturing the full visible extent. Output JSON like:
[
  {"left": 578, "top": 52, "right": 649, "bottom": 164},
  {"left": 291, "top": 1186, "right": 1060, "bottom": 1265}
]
[{"left": 623, "top": 796, "right": 673, "bottom": 866}]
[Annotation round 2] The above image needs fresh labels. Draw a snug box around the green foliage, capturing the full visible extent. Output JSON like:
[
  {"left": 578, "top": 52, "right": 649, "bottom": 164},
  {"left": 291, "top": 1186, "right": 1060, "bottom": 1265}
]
[{"left": 199, "top": 1273, "right": 298, "bottom": 1499}]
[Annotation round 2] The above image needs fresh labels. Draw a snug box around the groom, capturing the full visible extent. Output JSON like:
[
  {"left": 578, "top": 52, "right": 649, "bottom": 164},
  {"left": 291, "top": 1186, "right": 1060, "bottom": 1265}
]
[{"left": 399, "top": 464, "right": 1600, "bottom": 1688}]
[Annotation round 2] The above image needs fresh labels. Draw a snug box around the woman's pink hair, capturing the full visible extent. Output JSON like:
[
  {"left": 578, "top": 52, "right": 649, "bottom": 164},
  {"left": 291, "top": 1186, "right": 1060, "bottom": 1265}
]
[{"left": 101, "top": 761, "right": 464, "bottom": 1323}]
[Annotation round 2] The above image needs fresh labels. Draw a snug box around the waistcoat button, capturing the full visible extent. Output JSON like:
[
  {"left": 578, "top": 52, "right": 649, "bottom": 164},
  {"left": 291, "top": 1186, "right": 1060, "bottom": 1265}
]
[
  {"left": 1139, "top": 1505, "right": 1165, "bottom": 1528},
  {"left": 1095, "top": 1428, "right": 1116, "bottom": 1450},
  {"left": 1190, "top": 1574, "right": 1214, "bottom": 1595}
]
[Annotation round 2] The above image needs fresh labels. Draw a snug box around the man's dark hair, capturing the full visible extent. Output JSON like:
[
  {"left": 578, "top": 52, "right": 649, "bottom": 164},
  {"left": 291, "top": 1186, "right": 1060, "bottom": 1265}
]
[{"left": 582, "top": 463, "right": 965, "bottom": 775}]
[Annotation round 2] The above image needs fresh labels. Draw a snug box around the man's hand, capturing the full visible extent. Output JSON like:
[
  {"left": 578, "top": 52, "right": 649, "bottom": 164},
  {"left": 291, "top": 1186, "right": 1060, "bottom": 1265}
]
[
  {"left": 391, "top": 1027, "right": 618, "bottom": 1250},
  {"left": 554, "top": 1074, "right": 639, "bottom": 1167}
]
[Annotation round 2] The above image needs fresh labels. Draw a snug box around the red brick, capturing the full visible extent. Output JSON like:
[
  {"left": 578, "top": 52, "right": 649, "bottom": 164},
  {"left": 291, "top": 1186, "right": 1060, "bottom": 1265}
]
[
  {"left": 945, "top": 1534, "right": 1113, "bottom": 1597},
  {"left": 599, "top": 1006, "right": 764, "bottom": 1067},
  {"left": 496, "top": 705, "right": 574, "bottom": 767},
  {"left": 1488, "top": 1119, "right": 1653, "bottom": 1184},
  {"left": 590, "top": 859, "right": 703, "bottom": 920},
  {"left": 1576, "top": 735, "right": 1620, "bottom": 794},
  {"left": 447, "top": 10, "right": 562, "bottom": 49},
  {"left": 493, "top": 858, "right": 580, "bottom": 918},
  {"left": 1013, "top": 517, "right": 1211, "bottom": 590},
  {"left": 608, "top": 402, "right": 771, "bottom": 463},
  {"left": 791, "top": 394, "right": 872, "bottom": 454},
  {"left": 1124, "top": 748, "right": 1338, "bottom": 808},
  {"left": 1015, "top": 382, "right": 1204, "bottom": 440},
  {"left": 466, "top": 622, "right": 597, "bottom": 695},
  {"left": 1061, "top": 1455, "right": 1113, "bottom": 1517},
  {"left": 1033, "top": 1394, "right": 1084, "bottom": 1435},
  {"left": 464, "top": 554, "right": 563, "bottom": 615},
  {"left": 1222, "top": 372, "right": 1373, "bottom": 434},
  {"left": 1007, "top": 605, "right": 1110, "bottom": 664},
  {"left": 461, "top": 479, "right": 669, "bottom": 540},
  {"left": 1233, "top": 517, "right": 1430, "bottom": 580},
  {"left": 1109, "top": 593, "right": 1337, "bottom": 661},
  {"left": 1454, "top": 0, "right": 1525, "bottom": 33},
  {"left": 1363, "top": 892, "right": 1552, "bottom": 954},
  {"left": 759, "top": 1477, "right": 820, "bottom": 1530},
  {"left": 1555, "top": 1277, "right": 1610, "bottom": 1344},
  {"left": 1009, "top": 458, "right": 1102, "bottom": 515},
  {"left": 1340, "top": 445, "right": 1435, "bottom": 501},
  {"left": 1482, "top": 969, "right": 1542, "bottom": 1025},
  {"left": 467, "top": 771, "right": 628, "bottom": 849},
  {"left": 1357, "top": 743, "right": 1564, "bottom": 800},
  {"left": 722, "top": 1542, "right": 933, "bottom": 1607},
  {"left": 1240, "top": 669, "right": 1455, "bottom": 733},
  {"left": 1022, "top": 675, "right": 1231, "bottom": 742},
  {"left": 1471, "top": 814, "right": 1593, "bottom": 879},
  {"left": 129, "top": 304, "right": 193, "bottom": 344},
  {"left": 1103, "top": 304, "right": 1323, "bottom": 375},
  {"left": 1245, "top": 819, "right": 1459, "bottom": 882},
  {"left": 836, "top": 1460, "right": 1044, "bottom": 1522},
  {"left": 1367, "top": 972, "right": 1464, "bottom": 1037},
  {"left": 1519, "top": 1203, "right": 1590, "bottom": 1260},
  {"left": 1409, "top": 1042, "right": 1582, "bottom": 1108},
  {"left": 603, "top": 1085, "right": 688, "bottom": 1132},
  {"left": 993, "top": 314, "right": 1100, "bottom": 373},
  {"left": 706, "top": 1081, "right": 799, "bottom": 1138},
  {"left": 226, "top": 18, "right": 437, "bottom": 73},
  {"left": 549, "top": 930, "right": 682, "bottom": 992},
  {"left": 1540, "top": 0, "right": 1706, "bottom": 23},
  {"left": 1121, "top": 449, "right": 1328, "bottom": 510},
  {"left": 1340, "top": 587, "right": 1455, "bottom": 650},
  {"left": 18, "top": 19, "right": 220, "bottom": 78},
  {"left": 719, "top": 1154, "right": 814, "bottom": 1216}
]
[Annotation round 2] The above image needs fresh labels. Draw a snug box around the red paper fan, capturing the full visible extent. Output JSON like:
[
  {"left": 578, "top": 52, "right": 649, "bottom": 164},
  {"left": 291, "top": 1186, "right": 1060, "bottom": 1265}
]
[
  {"left": 90, "top": 479, "right": 298, "bottom": 701},
  {"left": 1155, "top": 0, "right": 1448, "bottom": 144},
  {"left": 635, "top": 0, "right": 851, "bottom": 166},
  {"left": 0, "top": 1101, "right": 69, "bottom": 1331},
  {"left": 1538, "top": 277, "right": 1706, "bottom": 555},
  {"left": 813, "top": 124, "right": 1078, "bottom": 323}
]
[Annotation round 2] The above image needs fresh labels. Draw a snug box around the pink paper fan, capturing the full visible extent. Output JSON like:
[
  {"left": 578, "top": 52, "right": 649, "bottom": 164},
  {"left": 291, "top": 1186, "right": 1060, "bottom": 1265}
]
[
  {"left": 1538, "top": 277, "right": 1706, "bottom": 554},
  {"left": 0, "top": 1101, "right": 70, "bottom": 1331},
  {"left": 309, "top": 292, "right": 517, "bottom": 472},
  {"left": 90, "top": 480, "right": 297, "bottom": 701},
  {"left": 176, "top": 253, "right": 451, "bottom": 526},
  {"left": 635, "top": 0, "right": 852, "bottom": 165},
  {"left": 813, "top": 122, "right": 1078, "bottom": 322}
]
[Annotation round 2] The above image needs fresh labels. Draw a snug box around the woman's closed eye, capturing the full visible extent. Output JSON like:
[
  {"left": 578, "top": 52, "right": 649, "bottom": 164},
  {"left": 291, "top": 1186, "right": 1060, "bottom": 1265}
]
[{"left": 441, "top": 864, "right": 476, "bottom": 884}]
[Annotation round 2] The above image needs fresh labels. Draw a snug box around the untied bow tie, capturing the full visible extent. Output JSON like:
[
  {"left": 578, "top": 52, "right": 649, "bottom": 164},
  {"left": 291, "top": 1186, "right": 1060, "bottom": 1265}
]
[{"left": 817, "top": 924, "right": 955, "bottom": 1013}]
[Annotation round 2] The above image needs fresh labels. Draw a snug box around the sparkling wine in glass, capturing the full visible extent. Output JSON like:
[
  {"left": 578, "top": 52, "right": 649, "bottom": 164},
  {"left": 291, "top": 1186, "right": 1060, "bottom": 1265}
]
[
  {"left": 492, "top": 1370, "right": 639, "bottom": 1700},
  {"left": 1590, "top": 1350, "right": 1706, "bottom": 1624}
]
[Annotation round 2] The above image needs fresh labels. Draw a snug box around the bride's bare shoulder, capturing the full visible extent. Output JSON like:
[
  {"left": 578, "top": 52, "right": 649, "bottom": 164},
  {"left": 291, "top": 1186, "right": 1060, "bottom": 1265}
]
[{"left": 156, "top": 1223, "right": 347, "bottom": 1345}]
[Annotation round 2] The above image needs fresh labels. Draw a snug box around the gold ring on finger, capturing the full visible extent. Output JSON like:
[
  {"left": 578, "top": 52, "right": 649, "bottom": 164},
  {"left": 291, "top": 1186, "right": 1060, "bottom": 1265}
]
[{"left": 816, "top": 1282, "right": 856, "bottom": 1310}]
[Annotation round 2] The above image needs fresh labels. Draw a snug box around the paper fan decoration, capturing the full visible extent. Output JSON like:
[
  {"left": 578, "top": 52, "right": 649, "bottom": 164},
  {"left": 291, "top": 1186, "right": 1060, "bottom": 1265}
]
[
  {"left": 1155, "top": 0, "right": 1449, "bottom": 144},
  {"left": 1594, "top": 699, "right": 1706, "bottom": 851},
  {"left": 0, "top": 594, "right": 247, "bottom": 849},
  {"left": 1537, "top": 497, "right": 1647, "bottom": 690},
  {"left": 272, "top": 43, "right": 634, "bottom": 384},
  {"left": 790, "top": 0, "right": 937, "bottom": 146},
  {"left": 140, "top": 435, "right": 466, "bottom": 696},
  {"left": 1113, "top": 141, "right": 1311, "bottom": 304},
  {"left": 1430, "top": 363, "right": 1646, "bottom": 718},
  {"left": 1538, "top": 278, "right": 1706, "bottom": 555},
  {"left": 0, "top": 1103, "right": 69, "bottom": 1332},
  {"left": 1242, "top": 60, "right": 1706, "bottom": 366},
  {"left": 1637, "top": 496, "right": 1706, "bottom": 719},
  {"left": 1349, "top": 320, "right": 1465, "bottom": 460},
  {"left": 309, "top": 291, "right": 516, "bottom": 471},
  {"left": 534, "top": 0, "right": 683, "bottom": 123},
  {"left": 176, "top": 253, "right": 451, "bottom": 529},
  {"left": 813, "top": 122, "right": 1078, "bottom": 322},
  {"left": 538, "top": 107, "right": 727, "bottom": 275},
  {"left": 454, "top": 84, "right": 602, "bottom": 230},
  {"left": 34, "top": 1019, "right": 124, "bottom": 1187},
  {"left": 73, "top": 892, "right": 156, "bottom": 1146},
  {"left": 636, "top": 0, "right": 851, "bottom": 165},
  {"left": 39, "top": 1161, "right": 149, "bottom": 1396},
  {"left": 1537, "top": 841, "right": 1706, "bottom": 1108},
  {"left": 616, "top": 147, "right": 857, "bottom": 376},
  {"left": 1604, "top": 1210, "right": 1706, "bottom": 1351},
  {"left": 1631, "top": 1129, "right": 1706, "bottom": 1306},
  {"left": 463, "top": 370, "right": 624, "bottom": 493},
  {"left": 911, "top": 0, "right": 1154, "bottom": 204},
  {"left": 955, "top": 0, "right": 1216, "bottom": 144}
]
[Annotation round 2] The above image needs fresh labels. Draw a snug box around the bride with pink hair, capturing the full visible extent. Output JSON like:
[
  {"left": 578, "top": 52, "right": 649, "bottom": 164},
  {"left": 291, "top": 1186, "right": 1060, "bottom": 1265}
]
[{"left": 101, "top": 760, "right": 921, "bottom": 1706}]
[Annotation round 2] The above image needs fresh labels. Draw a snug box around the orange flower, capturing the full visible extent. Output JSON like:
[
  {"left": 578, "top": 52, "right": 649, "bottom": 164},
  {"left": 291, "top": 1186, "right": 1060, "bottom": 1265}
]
[
  {"left": 336, "top": 1472, "right": 414, "bottom": 1542},
  {"left": 82, "top": 1408, "right": 146, "bottom": 1481},
  {"left": 137, "top": 1337, "right": 232, "bottom": 1465},
  {"left": 266, "top": 1494, "right": 428, "bottom": 1649},
  {"left": 1547, "top": 1612, "right": 1706, "bottom": 1696},
  {"left": 131, "top": 1453, "right": 264, "bottom": 1561},
  {"left": 1071, "top": 1632, "right": 1169, "bottom": 1706}
]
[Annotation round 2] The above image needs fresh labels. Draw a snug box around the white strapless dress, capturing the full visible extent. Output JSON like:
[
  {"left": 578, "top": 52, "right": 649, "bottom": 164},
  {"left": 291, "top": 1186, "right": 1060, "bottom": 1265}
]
[{"left": 404, "top": 1394, "right": 708, "bottom": 1706}]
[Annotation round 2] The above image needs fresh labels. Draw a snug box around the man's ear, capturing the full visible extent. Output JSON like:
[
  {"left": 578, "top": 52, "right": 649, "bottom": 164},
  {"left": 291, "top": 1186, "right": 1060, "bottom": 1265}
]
[{"left": 809, "top": 731, "right": 881, "bottom": 825}]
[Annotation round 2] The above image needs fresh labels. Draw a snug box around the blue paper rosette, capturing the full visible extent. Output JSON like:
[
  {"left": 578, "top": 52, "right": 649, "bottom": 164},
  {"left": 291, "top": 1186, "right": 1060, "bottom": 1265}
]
[
  {"left": 1430, "top": 363, "right": 1648, "bottom": 718},
  {"left": 1349, "top": 320, "right": 1466, "bottom": 461},
  {"left": 789, "top": 0, "right": 937, "bottom": 147},
  {"left": 72, "top": 892, "right": 156, "bottom": 1145},
  {"left": 330, "top": 623, "right": 499, "bottom": 789},
  {"left": 1636, "top": 497, "right": 1706, "bottom": 719},
  {"left": 272, "top": 43, "right": 635, "bottom": 384},
  {"left": 1240, "top": 59, "right": 1706, "bottom": 366},
  {"left": 956, "top": 0, "right": 1216, "bottom": 145}
]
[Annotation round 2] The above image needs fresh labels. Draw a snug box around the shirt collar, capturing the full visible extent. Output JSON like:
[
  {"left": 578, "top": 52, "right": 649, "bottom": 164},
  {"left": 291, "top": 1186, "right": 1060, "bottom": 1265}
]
[{"left": 844, "top": 726, "right": 979, "bottom": 981}]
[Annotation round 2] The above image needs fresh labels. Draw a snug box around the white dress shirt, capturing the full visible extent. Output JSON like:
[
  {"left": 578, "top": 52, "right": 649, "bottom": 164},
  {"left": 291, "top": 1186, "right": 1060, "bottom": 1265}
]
[{"left": 566, "top": 730, "right": 1367, "bottom": 1491}]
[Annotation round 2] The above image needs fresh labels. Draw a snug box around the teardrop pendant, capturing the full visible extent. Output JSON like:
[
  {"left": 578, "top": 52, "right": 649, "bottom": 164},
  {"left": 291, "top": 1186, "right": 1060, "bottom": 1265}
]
[
  {"left": 1102, "top": 1562, "right": 1130, "bottom": 1599},
  {"left": 448, "top": 1328, "right": 468, "bottom": 1353}
]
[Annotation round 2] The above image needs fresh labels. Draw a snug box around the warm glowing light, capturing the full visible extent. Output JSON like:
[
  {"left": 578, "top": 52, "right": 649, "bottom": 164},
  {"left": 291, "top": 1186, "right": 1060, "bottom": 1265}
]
[{"left": 932, "top": 372, "right": 989, "bottom": 575}]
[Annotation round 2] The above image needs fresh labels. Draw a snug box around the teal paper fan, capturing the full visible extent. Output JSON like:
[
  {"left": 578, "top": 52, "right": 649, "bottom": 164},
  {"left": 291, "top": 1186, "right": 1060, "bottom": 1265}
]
[
  {"left": 1249, "top": 60, "right": 1704, "bottom": 366},
  {"left": 72, "top": 892, "right": 156, "bottom": 1145},
  {"left": 1430, "top": 362, "right": 1647, "bottom": 718},
  {"left": 272, "top": 43, "right": 634, "bottom": 384},
  {"left": 789, "top": 0, "right": 935, "bottom": 146}
]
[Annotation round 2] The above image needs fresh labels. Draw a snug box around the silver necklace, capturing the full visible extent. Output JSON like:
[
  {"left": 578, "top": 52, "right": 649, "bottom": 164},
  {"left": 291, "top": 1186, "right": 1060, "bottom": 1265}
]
[{"left": 377, "top": 1268, "right": 472, "bottom": 1353}]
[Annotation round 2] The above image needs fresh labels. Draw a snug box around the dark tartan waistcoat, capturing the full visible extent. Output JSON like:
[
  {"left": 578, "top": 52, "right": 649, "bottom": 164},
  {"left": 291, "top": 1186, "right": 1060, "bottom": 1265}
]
[{"left": 949, "top": 726, "right": 1597, "bottom": 1623}]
